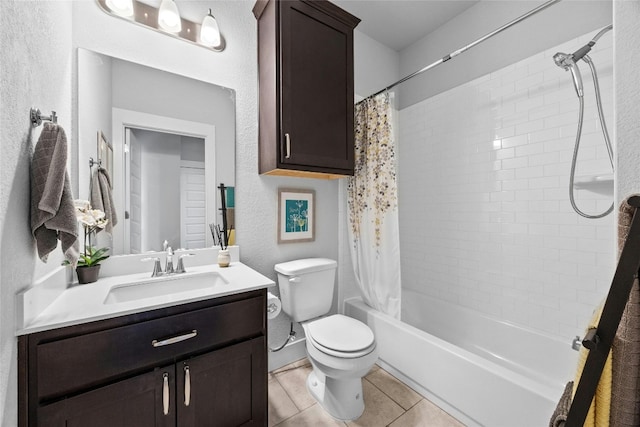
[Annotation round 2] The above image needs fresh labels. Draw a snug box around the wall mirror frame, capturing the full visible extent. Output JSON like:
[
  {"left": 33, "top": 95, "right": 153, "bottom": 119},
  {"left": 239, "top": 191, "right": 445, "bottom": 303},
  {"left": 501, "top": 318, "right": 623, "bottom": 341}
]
[{"left": 77, "top": 48, "right": 236, "bottom": 256}]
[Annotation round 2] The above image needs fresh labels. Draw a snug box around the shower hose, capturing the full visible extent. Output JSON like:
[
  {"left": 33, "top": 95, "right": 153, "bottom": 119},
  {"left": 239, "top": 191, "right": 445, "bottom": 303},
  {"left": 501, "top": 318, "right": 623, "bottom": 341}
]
[{"left": 568, "top": 55, "right": 614, "bottom": 219}]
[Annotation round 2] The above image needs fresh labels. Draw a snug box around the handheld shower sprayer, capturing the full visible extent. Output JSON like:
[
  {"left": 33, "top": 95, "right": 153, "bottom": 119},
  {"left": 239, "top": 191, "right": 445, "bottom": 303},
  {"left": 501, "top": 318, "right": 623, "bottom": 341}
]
[
  {"left": 553, "top": 23, "right": 612, "bottom": 99},
  {"left": 553, "top": 24, "right": 614, "bottom": 219},
  {"left": 553, "top": 52, "right": 584, "bottom": 97}
]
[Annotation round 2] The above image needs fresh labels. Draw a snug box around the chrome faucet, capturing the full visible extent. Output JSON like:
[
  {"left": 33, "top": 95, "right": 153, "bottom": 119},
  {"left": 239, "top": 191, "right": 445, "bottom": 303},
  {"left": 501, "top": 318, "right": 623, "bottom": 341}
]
[
  {"left": 176, "top": 253, "right": 196, "bottom": 274},
  {"left": 165, "top": 245, "right": 175, "bottom": 274},
  {"left": 142, "top": 241, "right": 194, "bottom": 277},
  {"left": 141, "top": 257, "right": 163, "bottom": 277}
]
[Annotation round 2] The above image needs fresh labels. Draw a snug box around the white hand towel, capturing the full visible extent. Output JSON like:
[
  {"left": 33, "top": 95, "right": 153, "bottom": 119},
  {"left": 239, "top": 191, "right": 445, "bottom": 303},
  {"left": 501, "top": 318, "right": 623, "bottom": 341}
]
[{"left": 30, "top": 123, "right": 79, "bottom": 267}]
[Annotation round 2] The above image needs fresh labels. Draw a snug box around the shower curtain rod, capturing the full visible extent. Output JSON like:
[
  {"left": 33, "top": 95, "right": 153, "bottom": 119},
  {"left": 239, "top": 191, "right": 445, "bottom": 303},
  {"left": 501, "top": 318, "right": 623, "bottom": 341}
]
[{"left": 359, "top": 0, "right": 563, "bottom": 103}]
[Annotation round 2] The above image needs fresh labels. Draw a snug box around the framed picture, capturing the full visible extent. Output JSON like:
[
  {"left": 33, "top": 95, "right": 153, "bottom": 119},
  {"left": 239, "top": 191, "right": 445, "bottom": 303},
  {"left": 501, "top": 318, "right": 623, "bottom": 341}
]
[
  {"left": 97, "top": 131, "right": 113, "bottom": 177},
  {"left": 278, "top": 188, "right": 315, "bottom": 243}
]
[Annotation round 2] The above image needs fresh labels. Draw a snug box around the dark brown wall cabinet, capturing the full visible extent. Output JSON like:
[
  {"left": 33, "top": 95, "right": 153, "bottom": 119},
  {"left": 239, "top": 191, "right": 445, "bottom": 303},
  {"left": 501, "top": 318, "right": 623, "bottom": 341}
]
[
  {"left": 19, "top": 290, "right": 267, "bottom": 427},
  {"left": 254, "top": 0, "right": 360, "bottom": 179}
]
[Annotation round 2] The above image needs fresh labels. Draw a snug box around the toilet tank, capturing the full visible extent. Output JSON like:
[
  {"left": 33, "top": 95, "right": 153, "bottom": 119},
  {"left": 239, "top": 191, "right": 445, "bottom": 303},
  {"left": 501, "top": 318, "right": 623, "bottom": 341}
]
[{"left": 274, "top": 258, "right": 338, "bottom": 322}]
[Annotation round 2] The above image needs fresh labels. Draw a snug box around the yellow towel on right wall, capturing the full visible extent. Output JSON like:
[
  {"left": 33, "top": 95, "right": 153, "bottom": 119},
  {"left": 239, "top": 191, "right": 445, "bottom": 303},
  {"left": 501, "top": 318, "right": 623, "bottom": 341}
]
[{"left": 573, "top": 304, "right": 612, "bottom": 427}]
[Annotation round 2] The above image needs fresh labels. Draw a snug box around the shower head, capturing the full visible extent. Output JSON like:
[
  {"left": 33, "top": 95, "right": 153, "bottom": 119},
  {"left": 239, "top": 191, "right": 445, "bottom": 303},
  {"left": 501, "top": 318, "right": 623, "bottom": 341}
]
[{"left": 553, "top": 52, "right": 584, "bottom": 97}]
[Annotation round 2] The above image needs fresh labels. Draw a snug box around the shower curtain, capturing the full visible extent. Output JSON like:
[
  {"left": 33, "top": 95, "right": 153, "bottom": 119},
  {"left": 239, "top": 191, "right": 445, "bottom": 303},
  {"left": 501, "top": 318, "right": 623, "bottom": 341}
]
[{"left": 347, "top": 92, "right": 401, "bottom": 319}]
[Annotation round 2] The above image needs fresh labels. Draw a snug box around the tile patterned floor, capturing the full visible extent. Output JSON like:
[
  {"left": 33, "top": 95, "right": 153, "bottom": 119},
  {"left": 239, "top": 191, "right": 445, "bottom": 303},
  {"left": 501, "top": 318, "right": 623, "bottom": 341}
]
[{"left": 269, "top": 359, "right": 466, "bottom": 427}]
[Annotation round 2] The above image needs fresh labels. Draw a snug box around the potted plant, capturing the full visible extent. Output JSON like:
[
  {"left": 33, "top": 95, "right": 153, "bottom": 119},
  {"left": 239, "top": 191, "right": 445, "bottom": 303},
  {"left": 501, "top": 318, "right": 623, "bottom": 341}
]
[{"left": 65, "top": 200, "right": 110, "bottom": 284}]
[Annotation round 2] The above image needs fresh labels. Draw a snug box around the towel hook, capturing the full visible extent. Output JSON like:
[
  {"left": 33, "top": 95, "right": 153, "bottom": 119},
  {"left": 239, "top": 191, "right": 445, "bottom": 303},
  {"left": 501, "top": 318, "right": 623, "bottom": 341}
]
[
  {"left": 30, "top": 108, "right": 57, "bottom": 127},
  {"left": 89, "top": 157, "right": 102, "bottom": 169}
]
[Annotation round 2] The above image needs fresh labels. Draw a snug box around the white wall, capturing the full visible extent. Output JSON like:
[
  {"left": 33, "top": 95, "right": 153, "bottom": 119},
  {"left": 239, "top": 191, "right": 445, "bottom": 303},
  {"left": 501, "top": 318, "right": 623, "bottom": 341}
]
[
  {"left": 398, "top": 31, "right": 614, "bottom": 341},
  {"left": 614, "top": 2, "right": 640, "bottom": 206},
  {"left": 181, "top": 136, "right": 205, "bottom": 162},
  {"left": 78, "top": 49, "right": 112, "bottom": 201},
  {"left": 354, "top": 30, "right": 400, "bottom": 98},
  {"left": 398, "top": 0, "right": 612, "bottom": 109},
  {"left": 0, "top": 2, "right": 73, "bottom": 425}
]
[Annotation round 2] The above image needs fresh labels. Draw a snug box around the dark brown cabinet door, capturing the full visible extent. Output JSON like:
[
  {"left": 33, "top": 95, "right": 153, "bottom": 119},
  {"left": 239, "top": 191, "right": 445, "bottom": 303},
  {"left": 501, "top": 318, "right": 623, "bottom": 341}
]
[
  {"left": 177, "top": 337, "right": 266, "bottom": 427},
  {"left": 280, "top": 0, "right": 354, "bottom": 174},
  {"left": 255, "top": 0, "right": 359, "bottom": 178},
  {"left": 37, "top": 366, "right": 175, "bottom": 427}
]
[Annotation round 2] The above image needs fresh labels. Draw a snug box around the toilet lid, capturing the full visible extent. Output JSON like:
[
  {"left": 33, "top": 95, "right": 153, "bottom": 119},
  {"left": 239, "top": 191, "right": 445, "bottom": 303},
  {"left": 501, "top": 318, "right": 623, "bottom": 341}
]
[{"left": 307, "top": 314, "right": 374, "bottom": 352}]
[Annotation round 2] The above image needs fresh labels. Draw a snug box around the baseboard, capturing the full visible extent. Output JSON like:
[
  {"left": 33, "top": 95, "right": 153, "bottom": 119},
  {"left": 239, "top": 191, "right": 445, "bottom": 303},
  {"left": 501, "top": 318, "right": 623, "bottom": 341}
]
[{"left": 268, "top": 337, "right": 307, "bottom": 372}]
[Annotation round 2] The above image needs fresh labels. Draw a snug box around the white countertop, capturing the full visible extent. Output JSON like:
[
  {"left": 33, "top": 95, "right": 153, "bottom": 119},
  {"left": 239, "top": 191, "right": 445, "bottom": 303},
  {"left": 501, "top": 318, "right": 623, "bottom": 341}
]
[{"left": 17, "top": 261, "right": 275, "bottom": 336}]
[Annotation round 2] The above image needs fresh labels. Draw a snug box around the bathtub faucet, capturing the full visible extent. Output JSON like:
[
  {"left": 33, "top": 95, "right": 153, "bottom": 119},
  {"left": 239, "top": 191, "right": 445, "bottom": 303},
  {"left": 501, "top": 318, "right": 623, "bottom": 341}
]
[{"left": 571, "top": 335, "right": 582, "bottom": 351}]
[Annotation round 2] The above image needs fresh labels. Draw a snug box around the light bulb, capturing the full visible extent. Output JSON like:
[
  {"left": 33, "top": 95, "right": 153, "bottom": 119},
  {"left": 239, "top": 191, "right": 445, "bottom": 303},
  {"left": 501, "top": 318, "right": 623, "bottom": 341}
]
[
  {"left": 200, "top": 9, "right": 221, "bottom": 47},
  {"left": 105, "top": 0, "right": 133, "bottom": 17},
  {"left": 158, "top": 0, "right": 182, "bottom": 33}
]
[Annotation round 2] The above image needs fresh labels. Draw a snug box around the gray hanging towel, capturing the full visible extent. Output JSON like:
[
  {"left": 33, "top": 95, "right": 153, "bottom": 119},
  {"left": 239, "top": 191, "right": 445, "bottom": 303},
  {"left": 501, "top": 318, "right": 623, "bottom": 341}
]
[
  {"left": 610, "top": 197, "right": 640, "bottom": 427},
  {"left": 30, "top": 123, "right": 79, "bottom": 267},
  {"left": 90, "top": 167, "right": 117, "bottom": 235}
]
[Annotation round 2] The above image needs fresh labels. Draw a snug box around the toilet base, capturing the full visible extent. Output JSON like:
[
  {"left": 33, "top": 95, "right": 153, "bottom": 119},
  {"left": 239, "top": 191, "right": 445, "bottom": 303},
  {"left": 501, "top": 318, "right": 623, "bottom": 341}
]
[{"left": 306, "top": 370, "right": 365, "bottom": 421}]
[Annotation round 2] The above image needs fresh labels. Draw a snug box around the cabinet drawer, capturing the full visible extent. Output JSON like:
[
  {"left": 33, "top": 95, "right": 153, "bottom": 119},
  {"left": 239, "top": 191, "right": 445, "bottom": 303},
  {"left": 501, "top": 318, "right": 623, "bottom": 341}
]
[{"left": 36, "top": 296, "right": 264, "bottom": 401}]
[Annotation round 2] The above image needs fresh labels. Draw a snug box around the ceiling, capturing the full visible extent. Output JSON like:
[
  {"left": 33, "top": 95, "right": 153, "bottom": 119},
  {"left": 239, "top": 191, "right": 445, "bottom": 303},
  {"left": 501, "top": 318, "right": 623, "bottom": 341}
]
[
  {"left": 145, "top": 0, "right": 480, "bottom": 53},
  {"left": 333, "top": 0, "right": 479, "bottom": 51}
]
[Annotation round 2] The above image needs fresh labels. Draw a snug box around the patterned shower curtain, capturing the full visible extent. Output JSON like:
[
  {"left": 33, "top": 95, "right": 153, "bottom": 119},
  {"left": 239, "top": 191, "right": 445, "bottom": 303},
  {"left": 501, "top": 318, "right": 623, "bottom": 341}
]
[{"left": 347, "top": 92, "right": 401, "bottom": 319}]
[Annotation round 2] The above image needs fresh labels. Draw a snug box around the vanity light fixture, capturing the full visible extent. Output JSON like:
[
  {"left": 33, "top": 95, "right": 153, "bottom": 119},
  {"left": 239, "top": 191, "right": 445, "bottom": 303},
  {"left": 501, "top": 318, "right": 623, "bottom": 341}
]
[
  {"left": 200, "top": 9, "right": 221, "bottom": 48},
  {"left": 96, "top": 0, "right": 226, "bottom": 52},
  {"left": 158, "top": 0, "right": 182, "bottom": 33},
  {"left": 105, "top": 0, "right": 133, "bottom": 17}
]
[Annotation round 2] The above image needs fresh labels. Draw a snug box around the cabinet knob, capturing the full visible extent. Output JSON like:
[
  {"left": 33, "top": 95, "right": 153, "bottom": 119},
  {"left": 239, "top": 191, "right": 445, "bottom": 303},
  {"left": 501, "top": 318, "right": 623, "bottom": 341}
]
[{"left": 285, "top": 133, "right": 291, "bottom": 159}]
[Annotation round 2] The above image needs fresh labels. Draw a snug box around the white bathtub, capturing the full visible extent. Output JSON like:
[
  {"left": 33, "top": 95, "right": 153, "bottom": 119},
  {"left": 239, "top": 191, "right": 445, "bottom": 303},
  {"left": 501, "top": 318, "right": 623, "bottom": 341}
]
[{"left": 345, "top": 292, "right": 579, "bottom": 427}]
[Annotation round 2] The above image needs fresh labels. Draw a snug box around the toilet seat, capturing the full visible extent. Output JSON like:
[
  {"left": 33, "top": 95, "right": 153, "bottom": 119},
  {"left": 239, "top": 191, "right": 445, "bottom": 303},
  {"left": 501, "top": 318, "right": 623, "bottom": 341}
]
[{"left": 306, "top": 314, "right": 376, "bottom": 358}]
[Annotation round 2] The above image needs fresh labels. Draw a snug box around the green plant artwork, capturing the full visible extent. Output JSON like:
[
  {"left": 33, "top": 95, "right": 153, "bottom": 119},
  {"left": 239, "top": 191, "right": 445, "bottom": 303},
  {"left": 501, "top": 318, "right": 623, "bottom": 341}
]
[
  {"left": 278, "top": 188, "right": 314, "bottom": 243},
  {"left": 285, "top": 199, "right": 309, "bottom": 232}
]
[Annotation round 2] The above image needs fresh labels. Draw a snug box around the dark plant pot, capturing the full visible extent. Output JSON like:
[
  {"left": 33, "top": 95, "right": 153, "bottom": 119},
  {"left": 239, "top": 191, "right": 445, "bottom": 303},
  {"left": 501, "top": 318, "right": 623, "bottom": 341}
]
[{"left": 76, "top": 265, "right": 100, "bottom": 284}]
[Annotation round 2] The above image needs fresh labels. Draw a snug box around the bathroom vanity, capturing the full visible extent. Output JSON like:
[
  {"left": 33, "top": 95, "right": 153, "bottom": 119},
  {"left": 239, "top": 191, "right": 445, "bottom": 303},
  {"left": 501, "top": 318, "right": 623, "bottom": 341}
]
[{"left": 17, "top": 253, "right": 273, "bottom": 427}]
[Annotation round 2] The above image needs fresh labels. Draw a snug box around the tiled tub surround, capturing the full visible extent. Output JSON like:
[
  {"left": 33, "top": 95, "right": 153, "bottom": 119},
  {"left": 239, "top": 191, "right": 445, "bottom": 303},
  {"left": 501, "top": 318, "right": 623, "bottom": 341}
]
[{"left": 398, "top": 31, "right": 615, "bottom": 342}]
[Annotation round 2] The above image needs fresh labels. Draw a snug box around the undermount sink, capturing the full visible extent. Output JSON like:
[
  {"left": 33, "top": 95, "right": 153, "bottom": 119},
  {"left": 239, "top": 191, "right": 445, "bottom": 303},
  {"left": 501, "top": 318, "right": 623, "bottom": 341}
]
[{"left": 104, "top": 271, "right": 229, "bottom": 305}]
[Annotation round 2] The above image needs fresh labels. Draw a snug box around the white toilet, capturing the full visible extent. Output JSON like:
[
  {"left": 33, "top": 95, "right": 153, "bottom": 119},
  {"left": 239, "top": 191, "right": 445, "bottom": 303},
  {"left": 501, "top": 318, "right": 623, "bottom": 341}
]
[{"left": 275, "top": 258, "right": 378, "bottom": 421}]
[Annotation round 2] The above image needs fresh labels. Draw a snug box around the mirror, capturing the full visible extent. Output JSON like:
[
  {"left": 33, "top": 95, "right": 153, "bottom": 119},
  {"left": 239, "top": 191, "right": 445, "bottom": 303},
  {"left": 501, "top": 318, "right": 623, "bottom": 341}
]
[{"left": 77, "top": 48, "right": 235, "bottom": 255}]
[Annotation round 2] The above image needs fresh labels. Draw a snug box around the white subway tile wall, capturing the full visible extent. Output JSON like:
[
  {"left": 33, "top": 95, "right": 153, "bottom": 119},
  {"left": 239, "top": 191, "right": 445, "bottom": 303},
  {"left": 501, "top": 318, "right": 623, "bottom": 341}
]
[{"left": 397, "top": 32, "right": 615, "bottom": 341}]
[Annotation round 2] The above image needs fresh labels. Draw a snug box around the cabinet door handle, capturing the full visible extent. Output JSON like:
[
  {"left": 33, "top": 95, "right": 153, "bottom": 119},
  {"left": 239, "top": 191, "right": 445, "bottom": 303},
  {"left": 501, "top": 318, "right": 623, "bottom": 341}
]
[
  {"left": 162, "top": 373, "right": 170, "bottom": 415},
  {"left": 285, "top": 133, "right": 291, "bottom": 159},
  {"left": 152, "top": 330, "right": 197, "bottom": 347},
  {"left": 184, "top": 365, "right": 191, "bottom": 407}
]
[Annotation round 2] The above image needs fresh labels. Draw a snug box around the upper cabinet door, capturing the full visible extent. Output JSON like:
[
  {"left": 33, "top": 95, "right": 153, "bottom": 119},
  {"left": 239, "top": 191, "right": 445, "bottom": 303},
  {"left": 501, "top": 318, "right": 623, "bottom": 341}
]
[
  {"left": 254, "top": 0, "right": 360, "bottom": 179},
  {"left": 280, "top": 0, "right": 354, "bottom": 173}
]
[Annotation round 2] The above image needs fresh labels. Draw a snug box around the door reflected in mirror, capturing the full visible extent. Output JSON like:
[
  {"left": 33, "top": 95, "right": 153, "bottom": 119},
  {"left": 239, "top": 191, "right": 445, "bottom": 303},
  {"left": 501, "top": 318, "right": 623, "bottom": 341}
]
[
  {"left": 77, "top": 48, "right": 236, "bottom": 256},
  {"left": 126, "top": 129, "right": 206, "bottom": 253}
]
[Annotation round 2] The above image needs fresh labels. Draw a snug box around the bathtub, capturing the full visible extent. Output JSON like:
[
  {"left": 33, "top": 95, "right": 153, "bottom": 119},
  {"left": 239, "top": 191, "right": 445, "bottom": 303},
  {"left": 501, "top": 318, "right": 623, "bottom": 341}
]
[{"left": 345, "top": 292, "right": 579, "bottom": 427}]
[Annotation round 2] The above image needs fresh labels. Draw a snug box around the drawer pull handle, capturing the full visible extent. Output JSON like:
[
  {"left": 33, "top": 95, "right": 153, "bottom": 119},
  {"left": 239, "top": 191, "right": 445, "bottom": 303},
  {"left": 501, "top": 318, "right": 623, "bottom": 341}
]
[
  {"left": 184, "top": 365, "right": 191, "bottom": 406},
  {"left": 285, "top": 133, "right": 291, "bottom": 159},
  {"left": 152, "top": 330, "right": 198, "bottom": 347},
  {"left": 162, "top": 373, "right": 170, "bottom": 415}
]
